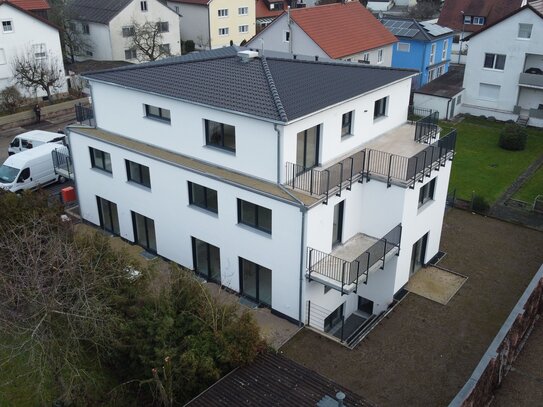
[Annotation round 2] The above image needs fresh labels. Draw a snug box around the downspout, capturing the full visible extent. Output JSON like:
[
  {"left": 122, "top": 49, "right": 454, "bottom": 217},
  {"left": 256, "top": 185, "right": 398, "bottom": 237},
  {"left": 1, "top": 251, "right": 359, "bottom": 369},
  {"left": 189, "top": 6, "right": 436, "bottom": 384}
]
[
  {"left": 446, "top": 98, "right": 451, "bottom": 120},
  {"left": 275, "top": 124, "right": 281, "bottom": 183},
  {"left": 207, "top": 5, "right": 211, "bottom": 49},
  {"left": 298, "top": 206, "right": 307, "bottom": 327}
]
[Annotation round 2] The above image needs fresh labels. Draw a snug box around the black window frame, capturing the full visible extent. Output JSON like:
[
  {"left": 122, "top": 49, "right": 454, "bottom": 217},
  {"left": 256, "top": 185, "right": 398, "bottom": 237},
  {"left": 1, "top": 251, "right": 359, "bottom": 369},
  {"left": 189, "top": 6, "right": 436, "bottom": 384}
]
[
  {"left": 144, "top": 104, "right": 171, "bottom": 123},
  {"left": 373, "top": 96, "right": 388, "bottom": 120},
  {"left": 341, "top": 111, "right": 353, "bottom": 137},
  {"left": 140, "top": 0, "right": 148, "bottom": 11},
  {"left": 96, "top": 196, "right": 120, "bottom": 235},
  {"left": 237, "top": 199, "right": 272, "bottom": 234},
  {"left": 191, "top": 237, "right": 221, "bottom": 283},
  {"left": 125, "top": 159, "right": 151, "bottom": 188},
  {"left": 205, "top": 119, "right": 236, "bottom": 152},
  {"left": 188, "top": 181, "right": 218, "bottom": 213},
  {"left": 239, "top": 257, "right": 272, "bottom": 307},
  {"left": 418, "top": 178, "right": 436, "bottom": 208},
  {"left": 89, "top": 147, "right": 112, "bottom": 173},
  {"left": 483, "top": 53, "right": 506, "bottom": 70},
  {"left": 131, "top": 211, "right": 156, "bottom": 253}
]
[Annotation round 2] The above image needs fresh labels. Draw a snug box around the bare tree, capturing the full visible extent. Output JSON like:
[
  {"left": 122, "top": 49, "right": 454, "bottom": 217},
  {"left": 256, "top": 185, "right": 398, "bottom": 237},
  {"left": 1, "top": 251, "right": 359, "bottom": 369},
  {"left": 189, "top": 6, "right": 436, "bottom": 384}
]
[
  {"left": 126, "top": 19, "right": 172, "bottom": 62},
  {"left": 11, "top": 48, "right": 64, "bottom": 101}
]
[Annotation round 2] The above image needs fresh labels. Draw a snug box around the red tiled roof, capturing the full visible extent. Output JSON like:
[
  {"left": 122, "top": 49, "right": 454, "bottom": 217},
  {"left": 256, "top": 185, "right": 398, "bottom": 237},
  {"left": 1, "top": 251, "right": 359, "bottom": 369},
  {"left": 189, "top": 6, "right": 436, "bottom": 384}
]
[
  {"left": 8, "top": 0, "right": 49, "bottom": 10},
  {"left": 256, "top": 0, "right": 287, "bottom": 19},
  {"left": 437, "top": 0, "right": 523, "bottom": 32},
  {"left": 0, "top": 1, "right": 57, "bottom": 28},
  {"left": 289, "top": 1, "right": 397, "bottom": 59}
]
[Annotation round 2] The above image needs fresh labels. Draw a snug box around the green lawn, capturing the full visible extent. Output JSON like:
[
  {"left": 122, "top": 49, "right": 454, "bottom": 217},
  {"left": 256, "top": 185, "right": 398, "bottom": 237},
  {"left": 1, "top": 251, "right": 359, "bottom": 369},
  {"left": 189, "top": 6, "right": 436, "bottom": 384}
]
[
  {"left": 441, "top": 117, "right": 543, "bottom": 204},
  {"left": 514, "top": 166, "right": 543, "bottom": 203}
]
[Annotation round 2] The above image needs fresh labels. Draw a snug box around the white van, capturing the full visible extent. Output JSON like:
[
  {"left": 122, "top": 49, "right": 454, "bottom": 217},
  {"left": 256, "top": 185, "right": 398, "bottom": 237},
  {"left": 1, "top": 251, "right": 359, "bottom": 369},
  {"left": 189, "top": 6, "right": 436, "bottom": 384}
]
[
  {"left": 0, "top": 143, "right": 64, "bottom": 192},
  {"left": 8, "top": 130, "right": 65, "bottom": 156}
]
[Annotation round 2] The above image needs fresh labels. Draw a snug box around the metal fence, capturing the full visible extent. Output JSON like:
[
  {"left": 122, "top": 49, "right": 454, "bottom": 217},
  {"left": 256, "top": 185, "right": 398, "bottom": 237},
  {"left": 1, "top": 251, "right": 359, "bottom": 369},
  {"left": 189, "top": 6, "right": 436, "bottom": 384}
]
[
  {"left": 414, "top": 111, "right": 439, "bottom": 143},
  {"left": 75, "top": 103, "right": 94, "bottom": 125},
  {"left": 51, "top": 146, "right": 73, "bottom": 180}
]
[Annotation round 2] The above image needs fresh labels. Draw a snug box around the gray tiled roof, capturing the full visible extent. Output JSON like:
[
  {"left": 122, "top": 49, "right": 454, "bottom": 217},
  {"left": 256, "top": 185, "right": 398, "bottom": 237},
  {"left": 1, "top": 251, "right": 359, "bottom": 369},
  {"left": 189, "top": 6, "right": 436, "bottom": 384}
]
[
  {"left": 84, "top": 47, "right": 416, "bottom": 123},
  {"left": 69, "top": 0, "right": 133, "bottom": 24}
]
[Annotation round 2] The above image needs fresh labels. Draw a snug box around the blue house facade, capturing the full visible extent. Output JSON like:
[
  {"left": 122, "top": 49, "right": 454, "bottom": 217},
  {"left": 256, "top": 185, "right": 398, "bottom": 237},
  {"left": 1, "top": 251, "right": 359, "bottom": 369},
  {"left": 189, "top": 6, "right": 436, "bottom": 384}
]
[{"left": 381, "top": 18, "right": 454, "bottom": 89}]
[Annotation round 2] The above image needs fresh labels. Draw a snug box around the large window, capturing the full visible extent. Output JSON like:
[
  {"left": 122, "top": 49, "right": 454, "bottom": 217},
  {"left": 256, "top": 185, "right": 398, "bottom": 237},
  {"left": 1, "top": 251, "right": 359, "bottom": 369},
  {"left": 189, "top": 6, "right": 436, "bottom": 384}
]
[
  {"left": 484, "top": 53, "right": 506, "bottom": 70},
  {"left": 89, "top": 147, "right": 112, "bottom": 173},
  {"left": 192, "top": 237, "right": 221, "bottom": 283},
  {"left": 188, "top": 181, "right": 218, "bottom": 213},
  {"left": 238, "top": 199, "right": 272, "bottom": 234},
  {"left": 518, "top": 23, "right": 532, "bottom": 39},
  {"left": 132, "top": 211, "right": 156, "bottom": 252},
  {"left": 373, "top": 96, "right": 388, "bottom": 120},
  {"left": 144, "top": 104, "right": 171, "bottom": 123},
  {"left": 96, "top": 196, "right": 120, "bottom": 234},
  {"left": 205, "top": 120, "right": 236, "bottom": 151},
  {"left": 442, "top": 39, "right": 448, "bottom": 61},
  {"left": 418, "top": 178, "right": 436, "bottom": 207},
  {"left": 33, "top": 43, "right": 46, "bottom": 60},
  {"left": 126, "top": 160, "right": 151, "bottom": 188},
  {"left": 429, "top": 43, "right": 436, "bottom": 65},
  {"left": 239, "top": 257, "right": 272, "bottom": 307},
  {"left": 341, "top": 111, "right": 353, "bottom": 137},
  {"left": 156, "top": 21, "right": 169, "bottom": 33}
]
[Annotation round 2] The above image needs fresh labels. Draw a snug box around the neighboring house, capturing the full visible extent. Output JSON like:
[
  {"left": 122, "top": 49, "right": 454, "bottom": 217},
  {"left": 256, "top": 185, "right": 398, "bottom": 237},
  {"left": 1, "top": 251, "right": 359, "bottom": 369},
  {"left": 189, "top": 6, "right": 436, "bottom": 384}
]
[
  {"left": 255, "top": 0, "right": 287, "bottom": 33},
  {"left": 0, "top": 0, "right": 67, "bottom": 98},
  {"left": 66, "top": 46, "right": 456, "bottom": 345},
  {"left": 166, "top": 0, "right": 255, "bottom": 49},
  {"left": 460, "top": 4, "right": 543, "bottom": 127},
  {"left": 367, "top": 0, "right": 416, "bottom": 12},
  {"left": 381, "top": 17, "right": 454, "bottom": 89},
  {"left": 68, "top": 0, "right": 181, "bottom": 62},
  {"left": 8, "top": 0, "right": 49, "bottom": 19},
  {"left": 66, "top": 59, "right": 132, "bottom": 96},
  {"left": 247, "top": 2, "right": 397, "bottom": 66}
]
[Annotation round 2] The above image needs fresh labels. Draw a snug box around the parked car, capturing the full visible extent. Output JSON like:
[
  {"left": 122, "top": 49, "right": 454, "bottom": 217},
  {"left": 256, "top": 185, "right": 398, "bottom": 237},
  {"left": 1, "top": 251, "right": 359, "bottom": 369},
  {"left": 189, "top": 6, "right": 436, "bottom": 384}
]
[
  {"left": 0, "top": 143, "right": 65, "bottom": 192},
  {"left": 8, "top": 130, "right": 65, "bottom": 156}
]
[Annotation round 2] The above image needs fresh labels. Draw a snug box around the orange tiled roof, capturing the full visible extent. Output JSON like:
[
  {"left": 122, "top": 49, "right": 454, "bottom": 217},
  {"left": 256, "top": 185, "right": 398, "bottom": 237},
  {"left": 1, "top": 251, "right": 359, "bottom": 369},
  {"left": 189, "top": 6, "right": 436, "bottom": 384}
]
[
  {"left": 256, "top": 0, "right": 287, "bottom": 19},
  {"left": 289, "top": 1, "right": 397, "bottom": 59},
  {"left": 8, "top": 0, "right": 49, "bottom": 10}
]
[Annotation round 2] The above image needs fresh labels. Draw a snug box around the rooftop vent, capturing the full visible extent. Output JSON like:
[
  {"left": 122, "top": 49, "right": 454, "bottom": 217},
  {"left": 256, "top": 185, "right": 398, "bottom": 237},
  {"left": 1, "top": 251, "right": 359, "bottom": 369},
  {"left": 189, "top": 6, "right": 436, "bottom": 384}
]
[{"left": 238, "top": 50, "right": 259, "bottom": 62}]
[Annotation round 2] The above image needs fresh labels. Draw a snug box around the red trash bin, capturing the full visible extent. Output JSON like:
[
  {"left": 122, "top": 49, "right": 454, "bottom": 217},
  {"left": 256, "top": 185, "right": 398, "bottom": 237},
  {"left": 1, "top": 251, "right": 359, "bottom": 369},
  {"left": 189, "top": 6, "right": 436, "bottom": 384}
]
[{"left": 61, "top": 186, "right": 76, "bottom": 203}]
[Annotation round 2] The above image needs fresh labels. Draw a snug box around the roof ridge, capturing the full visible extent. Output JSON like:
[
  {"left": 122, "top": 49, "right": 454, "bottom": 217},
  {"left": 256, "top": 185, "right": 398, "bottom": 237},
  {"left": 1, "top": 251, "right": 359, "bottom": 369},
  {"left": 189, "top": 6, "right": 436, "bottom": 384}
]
[{"left": 260, "top": 56, "right": 288, "bottom": 122}]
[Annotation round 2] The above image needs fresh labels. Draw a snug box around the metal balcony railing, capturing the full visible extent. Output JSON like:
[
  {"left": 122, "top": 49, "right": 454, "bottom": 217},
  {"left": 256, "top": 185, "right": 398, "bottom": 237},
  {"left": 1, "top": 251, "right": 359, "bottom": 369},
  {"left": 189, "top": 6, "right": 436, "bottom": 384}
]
[
  {"left": 408, "top": 106, "right": 433, "bottom": 124},
  {"left": 307, "top": 224, "right": 402, "bottom": 295},
  {"left": 52, "top": 146, "right": 74, "bottom": 180},
  {"left": 414, "top": 111, "right": 439, "bottom": 143}
]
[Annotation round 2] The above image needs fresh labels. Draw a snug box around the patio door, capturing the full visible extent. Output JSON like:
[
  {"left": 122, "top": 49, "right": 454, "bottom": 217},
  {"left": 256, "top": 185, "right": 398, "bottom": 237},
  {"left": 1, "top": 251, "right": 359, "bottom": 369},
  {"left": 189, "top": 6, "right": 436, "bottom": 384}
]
[
  {"left": 192, "top": 237, "right": 221, "bottom": 284},
  {"left": 96, "top": 196, "right": 120, "bottom": 235},
  {"left": 296, "top": 125, "right": 320, "bottom": 169},
  {"left": 410, "top": 233, "right": 428, "bottom": 275},
  {"left": 240, "top": 258, "right": 272, "bottom": 307},
  {"left": 332, "top": 200, "right": 344, "bottom": 246}
]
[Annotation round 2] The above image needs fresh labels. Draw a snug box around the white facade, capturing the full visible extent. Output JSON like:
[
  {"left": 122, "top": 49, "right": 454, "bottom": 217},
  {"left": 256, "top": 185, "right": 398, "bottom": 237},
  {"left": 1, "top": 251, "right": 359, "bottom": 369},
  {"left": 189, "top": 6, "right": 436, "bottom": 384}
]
[
  {"left": 414, "top": 92, "right": 464, "bottom": 120},
  {"left": 0, "top": 2, "right": 67, "bottom": 97},
  {"left": 460, "top": 7, "right": 543, "bottom": 127}
]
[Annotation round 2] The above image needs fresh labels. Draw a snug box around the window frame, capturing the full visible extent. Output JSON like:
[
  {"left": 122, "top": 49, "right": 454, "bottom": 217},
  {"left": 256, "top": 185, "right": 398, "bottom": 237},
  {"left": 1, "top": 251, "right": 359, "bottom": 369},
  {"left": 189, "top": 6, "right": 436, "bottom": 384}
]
[
  {"left": 418, "top": 178, "right": 436, "bottom": 208},
  {"left": 82, "top": 23, "right": 90, "bottom": 34},
  {"left": 377, "top": 48, "right": 383, "bottom": 63},
  {"left": 238, "top": 6, "right": 248, "bottom": 15},
  {"left": 341, "top": 111, "right": 353, "bottom": 137},
  {"left": 159, "top": 43, "right": 170, "bottom": 54},
  {"left": 125, "top": 159, "right": 151, "bottom": 188},
  {"left": 237, "top": 199, "right": 272, "bottom": 234},
  {"left": 518, "top": 23, "right": 532, "bottom": 39},
  {"left": 140, "top": 0, "right": 148, "bottom": 11},
  {"left": 373, "top": 96, "right": 388, "bottom": 120},
  {"left": 218, "top": 8, "right": 228, "bottom": 17},
  {"left": 483, "top": 53, "right": 506, "bottom": 70},
  {"left": 2, "top": 20, "right": 13, "bottom": 33},
  {"left": 218, "top": 27, "right": 229, "bottom": 36},
  {"left": 429, "top": 43, "right": 436, "bottom": 65},
  {"left": 89, "top": 147, "right": 112, "bottom": 173},
  {"left": 204, "top": 119, "right": 236, "bottom": 152},
  {"left": 96, "top": 196, "right": 120, "bottom": 235},
  {"left": 442, "top": 39, "right": 448, "bottom": 61},
  {"left": 131, "top": 211, "right": 156, "bottom": 253},
  {"left": 125, "top": 48, "right": 137, "bottom": 60},
  {"left": 156, "top": 21, "right": 169, "bottom": 33},
  {"left": 239, "top": 24, "right": 249, "bottom": 33},
  {"left": 33, "top": 43, "right": 47, "bottom": 60},
  {"left": 144, "top": 104, "right": 171, "bottom": 123},
  {"left": 188, "top": 181, "right": 218, "bottom": 213},
  {"left": 397, "top": 42, "right": 410, "bottom": 52},
  {"left": 463, "top": 15, "right": 472, "bottom": 24},
  {"left": 472, "top": 16, "right": 485, "bottom": 25},
  {"left": 284, "top": 30, "right": 290, "bottom": 43}
]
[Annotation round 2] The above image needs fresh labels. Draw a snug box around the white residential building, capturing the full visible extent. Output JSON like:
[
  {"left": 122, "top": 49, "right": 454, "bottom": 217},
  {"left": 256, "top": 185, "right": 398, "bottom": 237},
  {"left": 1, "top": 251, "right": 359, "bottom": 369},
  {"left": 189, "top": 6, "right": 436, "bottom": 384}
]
[
  {"left": 68, "top": 0, "right": 181, "bottom": 62},
  {"left": 67, "top": 47, "right": 456, "bottom": 345},
  {"left": 0, "top": 1, "right": 67, "bottom": 98},
  {"left": 460, "top": 5, "right": 543, "bottom": 127}
]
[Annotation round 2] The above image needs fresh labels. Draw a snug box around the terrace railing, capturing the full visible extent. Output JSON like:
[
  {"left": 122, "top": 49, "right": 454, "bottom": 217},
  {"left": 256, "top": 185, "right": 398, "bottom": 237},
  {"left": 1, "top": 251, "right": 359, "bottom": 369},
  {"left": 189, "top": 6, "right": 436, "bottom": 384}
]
[
  {"left": 307, "top": 224, "right": 402, "bottom": 295},
  {"left": 52, "top": 146, "right": 73, "bottom": 180},
  {"left": 408, "top": 106, "right": 433, "bottom": 124},
  {"left": 75, "top": 103, "right": 94, "bottom": 126},
  {"left": 414, "top": 111, "right": 439, "bottom": 143}
]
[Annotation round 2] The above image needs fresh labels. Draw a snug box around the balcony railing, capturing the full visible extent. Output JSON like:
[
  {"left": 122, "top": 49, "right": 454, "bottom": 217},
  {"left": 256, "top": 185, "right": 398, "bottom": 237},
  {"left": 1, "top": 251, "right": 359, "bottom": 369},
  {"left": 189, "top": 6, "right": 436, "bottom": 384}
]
[
  {"left": 414, "top": 111, "right": 439, "bottom": 143},
  {"left": 408, "top": 106, "right": 433, "bottom": 124},
  {"left": 52, "top": 146, "right": 74, "bottom": 180},
  {"left": 519, "top": 72, "right": 543, "bottom": 89},
  {"left": 75, "top": 103, "right": 94, "bottom": 126},
  {"left": 307, "top": 224, "right": 402, "bottom": 295},
  {"left": 286, "top": 129, "right": 456, "bottom": 202}
]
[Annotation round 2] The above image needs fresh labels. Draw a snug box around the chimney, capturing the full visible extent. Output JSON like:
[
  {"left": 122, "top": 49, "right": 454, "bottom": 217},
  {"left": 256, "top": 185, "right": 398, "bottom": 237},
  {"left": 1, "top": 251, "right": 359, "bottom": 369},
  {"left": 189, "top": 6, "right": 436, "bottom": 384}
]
[{"left": 237, "top": 50, "right": 259, "bottom": 62}]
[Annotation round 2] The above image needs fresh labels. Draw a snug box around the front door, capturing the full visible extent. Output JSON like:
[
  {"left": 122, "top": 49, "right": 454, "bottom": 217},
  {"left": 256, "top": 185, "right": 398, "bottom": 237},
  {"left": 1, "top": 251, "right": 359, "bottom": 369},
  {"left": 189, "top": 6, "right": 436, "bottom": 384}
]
[
  {"left": 410, "top": 233, "right": 428, "bottom": 275},
  {"left": 296, "top": 125, "right": 320, "bottom": 169},
  {"left": 240, "top": 258, "right": 272, "bottom": 307},
  {"left": 332, "top": 200, "right": 344, "bottom": 246}
]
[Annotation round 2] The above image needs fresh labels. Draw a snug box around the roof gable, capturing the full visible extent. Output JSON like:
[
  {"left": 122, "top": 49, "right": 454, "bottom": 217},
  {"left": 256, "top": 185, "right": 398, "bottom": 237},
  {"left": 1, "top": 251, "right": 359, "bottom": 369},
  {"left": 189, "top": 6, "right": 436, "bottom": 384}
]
[{"left": 0, "top": 0, "right": 58, "bottom": 30}]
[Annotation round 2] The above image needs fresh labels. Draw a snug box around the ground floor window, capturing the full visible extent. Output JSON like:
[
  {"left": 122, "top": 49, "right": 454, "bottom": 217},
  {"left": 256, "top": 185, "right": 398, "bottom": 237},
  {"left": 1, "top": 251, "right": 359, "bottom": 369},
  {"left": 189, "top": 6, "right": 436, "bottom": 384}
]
[
  {"left": 131, "top": 211, "right": 156, "bottom": 253},
  {"left": 96, "top": 196, "right": 120, "bottom": 234},
  {"left": 239, "top": 257, "right": 272, "bottom": 307},
  {"left": 192, "top": 237, "right": 221, "bottom": 284}
]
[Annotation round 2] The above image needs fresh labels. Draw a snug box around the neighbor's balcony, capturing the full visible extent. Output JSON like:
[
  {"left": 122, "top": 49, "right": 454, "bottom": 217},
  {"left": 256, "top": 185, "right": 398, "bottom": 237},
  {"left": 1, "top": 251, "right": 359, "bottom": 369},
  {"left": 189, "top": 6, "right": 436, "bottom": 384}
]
[
  {"left": 285, "top": 112, "right": 455, "bottom": 204},
  {"left": 518, "top": 72, "right": 543, "bottom": 89},
  {"left": 52, "top": 146, "right": 74, "bottom": 180},
  {"left": 306, "top": 224, "right": 402, "bottom": 295}
]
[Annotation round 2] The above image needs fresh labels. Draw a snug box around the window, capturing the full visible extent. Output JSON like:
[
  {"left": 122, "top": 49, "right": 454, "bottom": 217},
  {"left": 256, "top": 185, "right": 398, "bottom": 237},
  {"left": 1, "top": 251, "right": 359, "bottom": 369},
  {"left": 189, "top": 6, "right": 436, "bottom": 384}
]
[
  {"left": 478, "top": 83, "right": 500, "bottom": 100},
  {"left": 156, "top": 21, "right": 169, "bottom": 33},
  {"left": 284, "top": 30, "right": 290, "bottom": 42},
  {"left": 397, "top": 42, "right": 410, "bottom": 52},
  {"left": 238, "top": 199, "right": 272, "bottom": 234},
  {"left": 89, "top": 147, "right": 112, "bottom": 173},
  {"left": 463, "top": 15, "right": 472, "bottom": 24},
  {"left": 373, "top": 96, "right": 388, "bottom": 120},
  {"left": 0, "top": 49, "right": 5, "bottom": 65},
  {"left": 472, "top": 16, "right": 485, "bottom": 25},
  {"left": 188, "top": 182, "right": 218, "bottom": 213},
  {"left": 239, "top": 25, "right": 249, "bottom": 33},
  {"left": 159, "top": 43, "right": 170, "bottom": 54},
  {"left": 82, "top": 23, "right": 90, "bottom": 34},
  {"left": 418, "top": 178, "right": 436, "bottom": 207},
  {"left": 341, "top": 111, "right": 353, "bottom": 137},
  {"left": 132, "top": 211, "right": 156, "bottom": 252},
  {"left": 218, "top": 8, "right": 228, "bottom": 17},
  {"left": 518, "top": 23, "right": 532, "bottom": 39},
  {"left": 484, "top": 53, "right": 506, "bottom": 70},
  {"left": 96, "top": 196, "right": 120, "bottom": 234},
  {"left": 429, "top": 43, "right": 436, "bottom": 65},
  {"left": 437, "top": 65, "right": 444, "bottom": 77},
  {"left": 192, "top": 237, "right": 221, "bottom": 283},
  {"left": 122, "top": 26, "right": 135, "bottom": 37},
  {"left": 125, "top": 48, "right": 137, "bottom": 59},
  {"left": 32, "top": 43, "right": 46, "bottom": 60},
  {"left": 205, "top": 120, "right": 236, "bottom": 151},
  {"left": 442, "top": 39, "right": 448, "bottom": 60},
  {"left": 362, "top": 52, "right": 370, "bottom": 63},
  {"left": 144, "top": 104, "right": 171, "bottom": 123},
  {"left": 140, "top": 1, "right": 148, "bottom": 11},
  {"left": 239, "top": 257, "right": 272, "bottom": 306},
  {"left": 377, "top": 48, "right": 383, "bottom": 63},
  {"left": 126, "top": 160, "right": 151, "bottom": 188},
  {"left": 239, "top": 6, "right": 248, "bottom": 15},
  {"left": 85, "top": 50, "right": 93, "bottom": 56},
  {"left": 218, "top": 27, "right": 229, "bottom": 36},
  {"left": 2, "top": 20, "right": 13, "bottom": 33},
  {"left": 457, "top": 94, "right": 462, "bottom": 104},
  {"left": 428, "top": 68, "right": 437, "bottom": 81}
]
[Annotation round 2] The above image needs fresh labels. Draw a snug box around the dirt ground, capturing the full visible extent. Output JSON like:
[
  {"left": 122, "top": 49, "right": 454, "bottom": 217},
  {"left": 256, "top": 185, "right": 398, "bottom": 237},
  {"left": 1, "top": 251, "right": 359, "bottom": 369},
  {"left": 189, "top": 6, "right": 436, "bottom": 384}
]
[{"left": 280, "top": 209, "right": 543, "bottom": 407}]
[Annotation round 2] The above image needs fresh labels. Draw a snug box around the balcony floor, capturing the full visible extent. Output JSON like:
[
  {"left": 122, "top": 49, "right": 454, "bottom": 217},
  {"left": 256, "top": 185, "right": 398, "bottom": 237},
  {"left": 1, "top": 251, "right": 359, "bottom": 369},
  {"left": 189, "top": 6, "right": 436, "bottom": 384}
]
[
  {"left": 331, "top": 233, "right": 378, "bottom": 262},
  {"left": 365, "top": 123, "right": 428, "bottom": 157}
]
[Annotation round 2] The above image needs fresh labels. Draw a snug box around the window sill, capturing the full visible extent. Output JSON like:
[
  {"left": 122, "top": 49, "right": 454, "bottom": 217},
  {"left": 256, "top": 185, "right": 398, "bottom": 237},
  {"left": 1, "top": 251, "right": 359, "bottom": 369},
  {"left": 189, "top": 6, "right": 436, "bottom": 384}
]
[
  {"left": 237, "top": 222, "right": 272, "bottom": 238},
  {"left": 341, "top": 133, "right": 355, "bottom": 141},
  {"left": 144, "top": 115, "right": 171, "bottom": 125},
  {"left": 188, "top": 204, "right": 219, "bottom": 218},
  {"left": 204, "top": 144, "right": 236, "bottom": 155},
  {"left": 516, "top": 37, "right": 530, "bottom": 41},
  {"left": 482, "top": 68, "right": 504, "bottom": 72},
  {"left": 417, "top": 199, "right": 434, "bottom": 214},
  {"left": 373, "top": 115, "right": 387, "bottom": 123},
  {"left": 91, "top": 167, "right": 113, "bottom": 176},
  {"left": 126, "top": 180, "right": 152, "bottom": 191}
]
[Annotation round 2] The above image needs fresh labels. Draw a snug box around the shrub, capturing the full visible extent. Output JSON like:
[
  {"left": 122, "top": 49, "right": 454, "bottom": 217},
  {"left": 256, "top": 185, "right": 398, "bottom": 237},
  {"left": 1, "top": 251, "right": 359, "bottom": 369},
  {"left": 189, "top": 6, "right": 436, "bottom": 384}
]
[
  {"left": 499, "top": 124, "right": 528, "bottom": 151},
  {"left": 0, "top": 85, "right": 24, "bottom": 114},
  {"left": 471, "top": 194, "right": 490, "bottom": 213},
  {"left": 184, "top": 40, "right": 195, "bottom": 53}
]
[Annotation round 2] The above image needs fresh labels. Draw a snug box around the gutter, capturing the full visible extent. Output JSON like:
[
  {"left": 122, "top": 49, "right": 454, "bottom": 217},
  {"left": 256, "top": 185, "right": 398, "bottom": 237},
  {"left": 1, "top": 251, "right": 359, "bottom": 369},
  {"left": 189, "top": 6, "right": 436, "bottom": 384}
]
[{"left": 275, "top": 124, "right": 281, "bottom": 183}]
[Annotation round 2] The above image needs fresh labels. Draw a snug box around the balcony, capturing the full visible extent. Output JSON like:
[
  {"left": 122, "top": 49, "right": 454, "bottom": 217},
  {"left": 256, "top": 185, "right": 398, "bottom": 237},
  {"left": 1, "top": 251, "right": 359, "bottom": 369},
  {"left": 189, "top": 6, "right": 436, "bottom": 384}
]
[
  {"left": 306, "top": 224, "right": 402, "bottom": 295},
  {"left": 285, "top": 116, "right": 455, "bottom": 204},
  {"left": 519, "top": 72, "right": 543, "bottom": 89}
]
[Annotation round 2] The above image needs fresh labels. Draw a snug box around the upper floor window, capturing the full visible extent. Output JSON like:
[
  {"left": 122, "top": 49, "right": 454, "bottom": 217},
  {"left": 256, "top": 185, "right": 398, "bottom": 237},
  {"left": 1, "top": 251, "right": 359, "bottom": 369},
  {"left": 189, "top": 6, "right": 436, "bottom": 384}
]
[
  {"left": 239, "top": 25, "right": 249, "bottom": 33},
  {"left": 141, "top": 1, "right": 148, "bottom": 11},
  {"left": 377, "top": 48, "right": 383, "bottom": 63},
  {"left": 2, "top": 20, "right": 13, "bottom": 33},
  {"left": 239, "top": 6, "right": 248, "bottom": 15},
  {"left": 33, "top": 43, "right": 46, "bottom": 60},
  {"left": 126, "top": 160, "right": 151, "bottom": 188},
  {"left": 429, "top": 43, "right": 436, "bottom": 65},
  {"left": 374, "top": 97, "right": 388, "bottom": 120},
  {"left": 89, "top": 147, "right": 112, "bottom": 173},
  {"left": 156, "top": 21, "right": 169, "bottom": 33},
  {"left": 238, "top": 199, "right": 272, "bottom": 234},
  {"left": 397, "top": 42, "right": 410, "bottom": 52},
  {"left": 82, "top": 23, "right": 90, "bottom": 34},
  {"left": 463, "top": 15, "right": 471, "bottom": 24},
  {"left": 205, "top": 120, "right": 236, "bottom": 152},
  {"left": 518, "top": 23, "right": 532, "bottom": 39},
  {"left": 442, "top": 39, "right": 448, "bottom": 60},
  {"left": 188, "top": 182, "right": 218, "bottom": 213},
  {"left": 218, "top": 8, "right": 228, "bottom": 17},
  {"left": 122, "top": 26, "right": 135, "bottom": 37},
  {"left": 472, "top": 16, "right": 485, "bottom": 25},
  {"left": 284, "top": 30, "right": 290, "bottom": 42},
  {"left": 418, "top": 178, "right": 436, "bottom": 208},
  {"left": 218, "top": 27, "right": 229, "bottom": 36},
  {"left": 484, "top": 53, "right": 506, "bottom": 70},
  {"left": 125, "top": 48, "right": 137, "bottom": 60},
  {"left": 144, "top": 104, "right": 171, "bottom": 123},
  {"left": 341, "top": 111, "right": 353, "bottom": 137}
]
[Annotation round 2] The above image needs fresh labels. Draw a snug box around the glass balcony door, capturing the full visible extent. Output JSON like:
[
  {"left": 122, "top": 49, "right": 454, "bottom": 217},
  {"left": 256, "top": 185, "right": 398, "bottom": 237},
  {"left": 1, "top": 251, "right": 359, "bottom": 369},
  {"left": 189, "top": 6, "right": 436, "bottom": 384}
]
[{"left": 296, "top": 125, "right": 320, "bottom": 170}]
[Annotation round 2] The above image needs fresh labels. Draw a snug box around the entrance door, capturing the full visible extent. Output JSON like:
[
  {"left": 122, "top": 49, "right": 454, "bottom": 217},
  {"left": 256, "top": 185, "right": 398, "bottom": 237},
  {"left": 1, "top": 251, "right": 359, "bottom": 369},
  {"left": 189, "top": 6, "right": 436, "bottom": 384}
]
[
  {"left": 410, "top": 233, "right": 428, "bottom": 275},
  {"left": 240, "top": 258, "right": 272, "bottom": 307},
  {"left": 296, "top": 125, "right": 320, "bottom": 169},
  {"left": 332, "top": 200, "right": 344, "bottom": 246}
]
